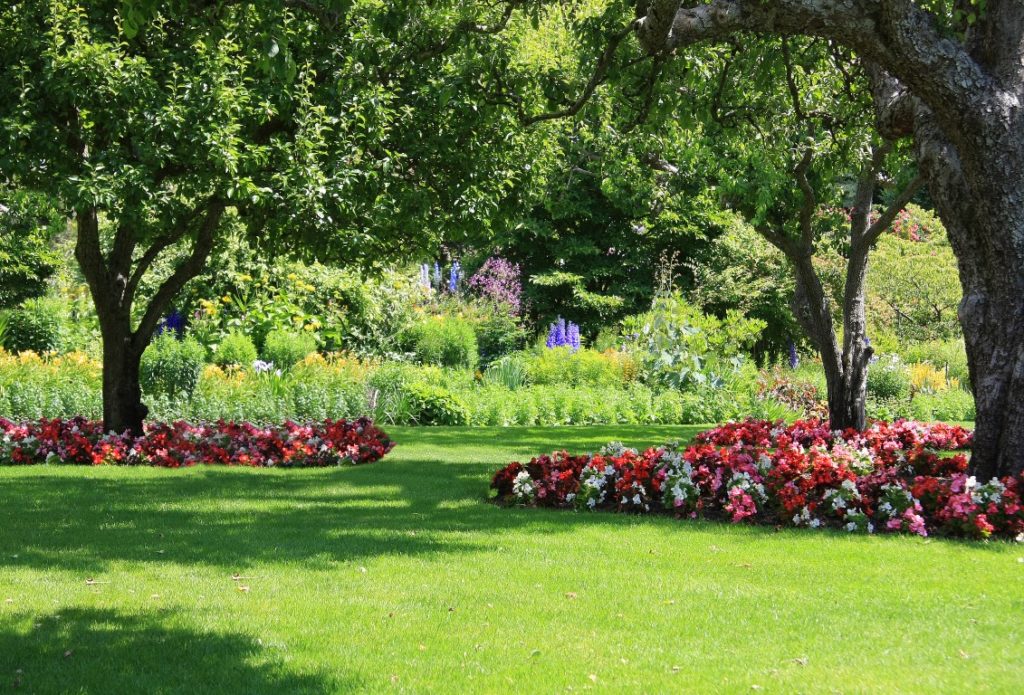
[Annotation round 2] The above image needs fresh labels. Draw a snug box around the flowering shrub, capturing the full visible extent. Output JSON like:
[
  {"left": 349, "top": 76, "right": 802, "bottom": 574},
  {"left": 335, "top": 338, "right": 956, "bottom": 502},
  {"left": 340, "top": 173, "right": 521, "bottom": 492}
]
[
  {"left": 491, "top": 419, "right": 1024, "bottom": 540},
  {"left": 467, "top": 257, "right": 522, "bottom": 315},
  {"left": 0, "top": 416, "right": 394, "bottom": 468}
]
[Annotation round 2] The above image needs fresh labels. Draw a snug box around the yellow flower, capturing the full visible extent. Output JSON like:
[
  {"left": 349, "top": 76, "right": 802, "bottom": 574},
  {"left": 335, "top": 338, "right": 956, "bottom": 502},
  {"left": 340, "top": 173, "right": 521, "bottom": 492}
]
[{"left": 221, "top": 295, "right": 231, "bottom": 304}]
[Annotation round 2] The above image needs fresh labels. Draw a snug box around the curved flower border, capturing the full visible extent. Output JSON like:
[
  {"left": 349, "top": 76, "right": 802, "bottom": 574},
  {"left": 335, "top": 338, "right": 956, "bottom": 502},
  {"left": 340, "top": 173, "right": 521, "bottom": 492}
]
[
  {"left": 491, "top": 419, "right": 1024, "bottom": 540},
  {"left": 0, "top": 417, "right": 394, "bottom": 468}
]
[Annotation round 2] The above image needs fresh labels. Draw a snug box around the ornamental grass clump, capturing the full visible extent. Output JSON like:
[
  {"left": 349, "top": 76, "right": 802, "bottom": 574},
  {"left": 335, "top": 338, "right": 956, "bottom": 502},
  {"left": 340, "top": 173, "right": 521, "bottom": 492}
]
[{"left": 491, "top": 419, "right": 1023, "bottom": 540}]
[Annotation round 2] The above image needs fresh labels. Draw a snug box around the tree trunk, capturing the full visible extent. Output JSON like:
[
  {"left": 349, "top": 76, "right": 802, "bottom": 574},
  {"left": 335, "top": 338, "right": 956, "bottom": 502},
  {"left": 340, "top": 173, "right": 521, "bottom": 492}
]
[
  {"left": 73, "top": 201, "right": 223, "bottom": 437},
  {"left": 101, "top": 323, "right": 147, "bottom": 436},
  {"left": 914, "top": 109, "right": 1024, "bottom": 478},
  {"left": 941, "top": 187, "right": 1024, "bottom": 480},
  {"left": 835, "top": 242, "right": 872, "bottom": 432},
  {"left": 789, "top": 255, "right": 865, "bottom": 430}
]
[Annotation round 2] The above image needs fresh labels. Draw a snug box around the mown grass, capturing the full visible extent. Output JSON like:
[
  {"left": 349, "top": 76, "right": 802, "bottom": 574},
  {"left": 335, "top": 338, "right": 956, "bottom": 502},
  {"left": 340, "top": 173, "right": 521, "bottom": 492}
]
[{"left": 0, "top": 425, "right": 1021, "bottom": 693}]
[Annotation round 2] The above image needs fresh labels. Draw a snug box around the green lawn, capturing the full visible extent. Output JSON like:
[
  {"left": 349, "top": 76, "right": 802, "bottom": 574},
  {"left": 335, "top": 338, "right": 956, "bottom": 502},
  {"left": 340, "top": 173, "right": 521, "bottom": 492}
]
[{"left": 1, "top": 425, "right": 1021, "bottom": 693}]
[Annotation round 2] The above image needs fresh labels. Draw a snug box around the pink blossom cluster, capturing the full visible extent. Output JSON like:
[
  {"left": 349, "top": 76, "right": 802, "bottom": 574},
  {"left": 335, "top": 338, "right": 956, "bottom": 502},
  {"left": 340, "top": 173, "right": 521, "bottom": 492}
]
[
  {"left": 0, "top": 417, "right": 394, "bottom": 468},
  {"left": 492, "top": 419, "right": 1024, "bottom": 540}
]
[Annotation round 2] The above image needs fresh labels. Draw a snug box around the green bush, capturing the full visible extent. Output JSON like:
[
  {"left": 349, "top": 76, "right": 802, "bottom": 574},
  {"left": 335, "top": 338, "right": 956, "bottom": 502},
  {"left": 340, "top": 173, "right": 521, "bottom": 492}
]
[
  {"left": 262, "top": 329, "right": 317, "bottom": 370},
  {"left": 213, "top": 330, "right": 258, "bottom": 368},
  {"left": 140, "top": 334, "right": 206, "bottom": 398},
  {"left": 472, "top": 310, "right": 527, "bottom": 366},
  {"left": 867, "top": 356, "right": 911, "bottom": 400},
  {"left": 618, "top": 293, "right": 765, "bottom": 390},
  {"left": 0, "top": 351, "right": 102, "bottom": 420},
  {"left": 404, "top": 382, "right": 469, "bottom": 426},
  {"left": 2, "top": 298, "right": 63, "bottom": 353},
  {"left": 910, "top": 389, "right": 975, "bottom": 423},
  {"left": 525, "top": 347, "right": 628, "bottom": 387},
  {"left": 410, "top": 317, "right": 478, "bottom": 369}
]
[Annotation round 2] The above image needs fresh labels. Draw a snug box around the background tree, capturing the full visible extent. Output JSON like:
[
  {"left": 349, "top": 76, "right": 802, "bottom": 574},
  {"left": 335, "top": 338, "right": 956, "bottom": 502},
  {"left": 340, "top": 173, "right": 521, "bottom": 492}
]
[
  {"left": 868, "top": 207, "right": 963, "bottom": 343},
  {"left": 488, "top": 7, "right": 923, "bottom": 429},
  {"left": 0, "top": 0, "right": 531, "bottom": 434},
  {"left": 0, "top": 190, "right": 62, "bottom": 311}
]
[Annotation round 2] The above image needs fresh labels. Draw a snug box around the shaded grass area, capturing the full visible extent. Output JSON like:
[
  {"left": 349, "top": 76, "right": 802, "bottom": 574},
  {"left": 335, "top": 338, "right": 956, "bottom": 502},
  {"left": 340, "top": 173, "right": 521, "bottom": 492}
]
[{"left": 0, "top": 425, "right": 1021, "bottom": 693}]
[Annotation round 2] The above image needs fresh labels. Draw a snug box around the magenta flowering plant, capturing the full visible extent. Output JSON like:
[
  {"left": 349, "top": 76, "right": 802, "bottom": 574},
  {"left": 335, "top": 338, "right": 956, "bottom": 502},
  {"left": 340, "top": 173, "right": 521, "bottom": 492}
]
[
  {"left": 491, "top": 418, "right": 1024, "bottom": 540},
  {"left": 467, "top": 257, "right": 522, "bottom": 314}
]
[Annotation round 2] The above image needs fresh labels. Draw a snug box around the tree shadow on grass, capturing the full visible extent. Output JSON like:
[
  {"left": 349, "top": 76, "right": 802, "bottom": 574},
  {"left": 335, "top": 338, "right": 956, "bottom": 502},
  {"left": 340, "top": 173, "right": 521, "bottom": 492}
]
[
  {"left": 0, "top": 426, "right": 1007, "bottom": 575},
  {"left": 0, "top": 427, "right": 699, "bottom": 575},
  {"left": 385, "top": 425, "right": 701, "bottom": 455},
  {"left": 0, "top": 607, "right": 346, "bottom": 693}
]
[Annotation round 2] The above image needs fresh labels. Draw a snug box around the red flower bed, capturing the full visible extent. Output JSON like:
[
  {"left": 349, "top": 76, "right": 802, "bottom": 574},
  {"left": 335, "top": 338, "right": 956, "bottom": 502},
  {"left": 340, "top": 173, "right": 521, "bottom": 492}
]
[
  {"left": 491, "top": 419, "right": 1024, "bottom": 540},
  {"left": 0, "top": 417, "right": 394, "bottom": 468}
]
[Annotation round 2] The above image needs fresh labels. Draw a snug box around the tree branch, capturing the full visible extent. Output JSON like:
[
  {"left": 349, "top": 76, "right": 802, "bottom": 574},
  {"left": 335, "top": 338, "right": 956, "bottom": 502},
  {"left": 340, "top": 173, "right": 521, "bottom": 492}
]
[
  {"left": 415, "top": 2, "right": 522, "bottom": 60},
  {"left": 124, "top": 215, "right": 201, "bottom": 306},
  {"left": 74, "top": 207, "right": 112, "bottom": 317},
  {"left": 657, "top": 0, "right": 1000, "bottom": 146},
  {"left": 849, "top": 139, "right": 893, "bottom": 245},
  {"left": 520, "top": 22, "right": 636, "bottom": 125},
  {"left": 864, "top": 173, "right": 926, "bottom": 246},
  {"left": 132, "top": 200, "right": 225, "bottom": 351},
  {"left": 793, "top": 146, "right": 816, "bottom": 252},
  {"left": 781, "top": 38, "right": 806, "bottom": 121}
]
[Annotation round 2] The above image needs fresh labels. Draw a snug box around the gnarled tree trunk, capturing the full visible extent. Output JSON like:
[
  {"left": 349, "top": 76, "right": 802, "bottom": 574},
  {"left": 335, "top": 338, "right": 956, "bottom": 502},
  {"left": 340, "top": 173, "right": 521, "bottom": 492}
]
[
  {"left": 919, "top": 119, "right": 1024, "bottom": 480},
  {"left": 73, "top": 200, "right": 224, "bottom": 435}
]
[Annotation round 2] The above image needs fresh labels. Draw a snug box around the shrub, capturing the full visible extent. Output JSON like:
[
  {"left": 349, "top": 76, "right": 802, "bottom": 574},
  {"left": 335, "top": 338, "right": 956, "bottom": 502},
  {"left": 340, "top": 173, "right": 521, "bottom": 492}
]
[
  {"left": 404, "top": 382, "right": 469, "bottom": 426},
  {"left": 619, "top": 293, "right": 765, "bottom": 390},
  {"left": 910, "top": 389, "right": 976, "bottom": 423},
  {"left": 140, "top": 334, "right": 206, "bottom": 398},
  {"left": 472, "top": 309, "right": 527, "bottom": 365},
  {"left": 410, "top": 317, "right": 478, "bottom": 369},
  {"left": 525, "top": 347, "right": 629, "bottom": 387},
  {"left": 901, "top": 339, "right": 970, "bottom": 387},
  {"left": 262, "top": 329, "right": 317, "bottom": 370},
  {"left": 867, "top": 355, "right": 911, "bottom": 400},
  {"left": 2, "top": 298, "right": 63, "bottom": 354},
  {"left": 213, "top": 330, "right": 258, "bottom": 368},
  {"left": 0, "top": 350, "right": 101, "bottom": 420}
]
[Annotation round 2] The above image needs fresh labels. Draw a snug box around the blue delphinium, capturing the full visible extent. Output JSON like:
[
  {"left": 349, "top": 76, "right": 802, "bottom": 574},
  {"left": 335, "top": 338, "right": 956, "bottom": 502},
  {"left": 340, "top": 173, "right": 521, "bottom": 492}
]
[
  {"left": 156, "top": 309, "right": 186, "bottom": 339},
  {"left": 448, "top": 260, "right": 461, "bottom": 292},
  {"left": 567, "top": 322, "right": 581, "bottom": 351},
  {"left": 433, "top": 262, "right": 442, "bottom": 288},
  {"left": 420, "top": 263, "right": 430, "bottom": 289},
  {"left": 788, "top": 341, "right": 799, "bottom": 369},
  {"left": 546, "top": 317, "right": 580, "bottom": 351}
]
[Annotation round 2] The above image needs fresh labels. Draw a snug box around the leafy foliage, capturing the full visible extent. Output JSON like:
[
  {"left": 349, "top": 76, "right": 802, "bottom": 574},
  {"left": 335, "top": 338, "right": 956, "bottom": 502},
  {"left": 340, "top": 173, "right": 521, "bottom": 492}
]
[
  {"left": 0, "top": 191, "right": 61, "bottom": 310},
  {"left": 140, "top": 333, "right": 206, "bottom": 398}
]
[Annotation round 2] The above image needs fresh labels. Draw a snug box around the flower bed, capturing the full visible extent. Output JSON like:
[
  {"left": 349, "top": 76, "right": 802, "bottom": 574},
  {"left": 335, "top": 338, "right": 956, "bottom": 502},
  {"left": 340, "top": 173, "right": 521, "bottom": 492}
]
[
  {"left": 0, "top": 416, "right": 394, "bottom": 468},
  {"left": 491, "top": 419, "right": 1024, "bottom": 540}
]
